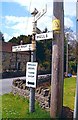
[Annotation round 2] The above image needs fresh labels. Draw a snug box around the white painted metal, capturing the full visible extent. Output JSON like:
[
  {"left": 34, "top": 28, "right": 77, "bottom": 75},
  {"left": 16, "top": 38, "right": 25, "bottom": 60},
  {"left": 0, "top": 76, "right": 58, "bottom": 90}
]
[
  {"left": 12, "top": 44, "right": 32, "bottom": 52},
  {"left": 35, "top": 5, "right": 47, "bottom": 21},
  {"left": 35, "top": 32, "right": 53, "bottom": 41},
  {"left": 26, "top": 62, "right": 38, "bottom": 88}
]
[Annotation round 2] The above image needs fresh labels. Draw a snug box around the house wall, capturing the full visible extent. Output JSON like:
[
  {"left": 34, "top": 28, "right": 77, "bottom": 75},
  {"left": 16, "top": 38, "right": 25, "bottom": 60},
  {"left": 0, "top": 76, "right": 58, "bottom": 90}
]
[
  {"left": 0, "top": 41, "right": 30, "bottom": 73},
  {"left": 2, "top": 52, "right": 30, "bottom": 72}
]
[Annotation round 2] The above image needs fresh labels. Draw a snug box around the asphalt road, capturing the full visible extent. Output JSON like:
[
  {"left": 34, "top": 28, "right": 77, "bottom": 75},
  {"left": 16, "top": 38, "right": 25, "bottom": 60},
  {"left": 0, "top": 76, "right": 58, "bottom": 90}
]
[
  {"left": 0, "top": 74, "right": 50, "bottom": 95},
  {"left": 0, "top": 76, "right": 26, "bottom": 95}
]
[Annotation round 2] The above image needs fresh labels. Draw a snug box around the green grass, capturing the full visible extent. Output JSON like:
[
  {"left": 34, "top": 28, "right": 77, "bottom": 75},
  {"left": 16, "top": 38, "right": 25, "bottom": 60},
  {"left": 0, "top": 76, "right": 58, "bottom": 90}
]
[
  {"left": 0, "top": 96, "right": 2, "bottom": 120},
  {"left": 1, "top": 93, "right": 50, "bottom": 119},
  {"left": 0, "top": 77, "right": 76, "bottom": 119},
  {"left": 63, "top": 77, "right": 76, "bottom": 110}
]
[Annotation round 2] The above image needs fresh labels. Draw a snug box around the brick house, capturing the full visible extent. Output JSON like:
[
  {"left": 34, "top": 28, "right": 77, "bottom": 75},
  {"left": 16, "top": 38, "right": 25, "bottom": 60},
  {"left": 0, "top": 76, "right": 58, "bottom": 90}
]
[{"left": 0, "top": 41, "right": 30, "bottom": 73}]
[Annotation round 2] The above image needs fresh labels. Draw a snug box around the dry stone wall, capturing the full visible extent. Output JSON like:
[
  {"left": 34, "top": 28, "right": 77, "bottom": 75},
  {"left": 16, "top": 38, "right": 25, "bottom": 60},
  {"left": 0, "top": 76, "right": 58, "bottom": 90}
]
[{"left": 12, "top": 75, "right": 51, "bottom": 111}]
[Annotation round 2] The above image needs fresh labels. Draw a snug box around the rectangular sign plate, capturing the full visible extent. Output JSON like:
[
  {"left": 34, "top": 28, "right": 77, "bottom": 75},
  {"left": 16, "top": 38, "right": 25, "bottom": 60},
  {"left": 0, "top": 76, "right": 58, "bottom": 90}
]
[
  {"left": 35, "top": 6, "right": 47, "bottom": 21},
  {"left": 35, "top": 32, "right": 53, "bottom": 41},
  {"left": 12, "top": 44, "right": 32, "bottom": 52},
  {"left": 26, "top": 62, "right": 38, "bottom": 88}
]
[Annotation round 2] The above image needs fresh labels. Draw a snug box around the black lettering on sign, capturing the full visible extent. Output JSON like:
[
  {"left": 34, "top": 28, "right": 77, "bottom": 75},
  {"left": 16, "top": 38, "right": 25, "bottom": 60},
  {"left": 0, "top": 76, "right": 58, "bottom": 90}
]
[
  {"left": 28, "top": 64, "right": 36, "bottom": 66},
  {"left": 28, "top": 75, "right": 34, "bottom": 77},
  {"left": 28, "top": 72, "right": 34, "bottom": 74},
  {"left": 28, "top": 67, "right": 35, "bottom": 70},
  {"left": 27, "top": 81, "right": 34, "bottom": 85}
]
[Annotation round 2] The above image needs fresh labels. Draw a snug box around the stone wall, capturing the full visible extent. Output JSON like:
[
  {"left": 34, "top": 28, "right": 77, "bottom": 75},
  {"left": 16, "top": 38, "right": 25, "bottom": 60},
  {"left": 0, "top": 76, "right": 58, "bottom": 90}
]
[
  {"left": 12, "top": 75, "right": 51, "bottom": 111},
  {"left": 12, "top": 86, "right": 50, "bottom": 111}
]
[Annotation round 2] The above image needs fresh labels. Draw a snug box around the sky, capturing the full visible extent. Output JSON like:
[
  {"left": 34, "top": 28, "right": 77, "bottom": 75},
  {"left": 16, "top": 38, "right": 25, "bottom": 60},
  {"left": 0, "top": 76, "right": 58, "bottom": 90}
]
[{"left": 0, "top": 0, "right": 77, "bottom": 42}]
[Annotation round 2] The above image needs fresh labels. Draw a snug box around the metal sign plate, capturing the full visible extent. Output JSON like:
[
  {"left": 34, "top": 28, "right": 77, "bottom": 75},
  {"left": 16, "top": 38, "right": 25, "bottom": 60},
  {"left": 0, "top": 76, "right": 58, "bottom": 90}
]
[
  {"left": 35, "top": 32, "right": 53, "bottom": 41},
  {"left": 35, "top": 6, "right": 47, "bottom": 21},
  {"left": 26, "top": 62, "right": 38, "bottom": 88},
  {"left": 12, "top": 44, "right": 32, "bottom": 52}
]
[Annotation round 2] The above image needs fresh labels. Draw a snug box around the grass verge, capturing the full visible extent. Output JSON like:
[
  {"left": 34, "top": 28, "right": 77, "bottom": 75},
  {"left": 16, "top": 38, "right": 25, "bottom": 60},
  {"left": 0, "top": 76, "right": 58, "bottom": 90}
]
[
  {"left": 1, "top": 93, "right": 50, "bottom": 119},
  {"left": 0, "top": 77, "right": 76, "bottom": 119},
  {"left": 63, "top": 77, "right": 76, "bottom": 110}
]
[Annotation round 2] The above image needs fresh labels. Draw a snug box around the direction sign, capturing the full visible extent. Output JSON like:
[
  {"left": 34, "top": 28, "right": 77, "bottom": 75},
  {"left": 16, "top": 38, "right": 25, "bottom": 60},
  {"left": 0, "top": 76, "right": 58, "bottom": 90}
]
[
  {"left": 35, "top": 5, "right": 47, "bottom": 21},
  {"left": 12, "top": 44, "right": 32, "bottom": 52},
  {"left": 35, "top": 32, "right": 53, "bottom": 41},
  {"left": 26, "top": 62, "right": 38, "bottom": 88}
]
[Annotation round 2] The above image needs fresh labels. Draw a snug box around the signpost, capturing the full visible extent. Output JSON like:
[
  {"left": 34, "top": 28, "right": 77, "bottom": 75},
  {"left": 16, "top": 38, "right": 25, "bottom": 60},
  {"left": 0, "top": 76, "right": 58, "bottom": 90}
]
[
  {"left": 28, "top": 6, "right": 47, "bottom": 113},
  {"left": 12, "top": 6, "right": 47, "bottom": 113},
  {"left": 26, "top": 62, "right": 38, "bottom": 88},
  {"left": 35, "top": 32, "right": 53, "bottom": 41},
  {"left": 12, "top": 44, "right": 32, "bottom": 52}
]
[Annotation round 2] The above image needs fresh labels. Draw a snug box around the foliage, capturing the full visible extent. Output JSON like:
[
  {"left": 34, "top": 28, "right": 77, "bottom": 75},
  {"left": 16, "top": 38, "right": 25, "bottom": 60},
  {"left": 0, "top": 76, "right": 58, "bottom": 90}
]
[
  {"left": 64, "top": 37, "right": 67, "bottom": 72},
  {"left": 68, "top": 43, "right": 76, "bottom": 74},
  {"left": 9, "top": 35, "right": 31, "bottom": 45},
  {"left": 36, "top": 41, "right": 45, "bottom": 63},
  {"left": 64, "top": 28, "right": 77, "bottom": 74},
  {"left": 76, "top": 42, "right": 78, "bottom": 63},
  {"left": 36, "top": 39, "right": 52, "bottom": 73},
  {"left": 1, "top": 93, "right": 50, "bottom": 119},
  {"left": 42, "top": 61, "right": 50, "bottom": 71},
  {"left": 9, "top": 37, "right": 18, "bottom": 44},
  {"left": 69, "top": 61, "right": 77, "bottom": 74}
]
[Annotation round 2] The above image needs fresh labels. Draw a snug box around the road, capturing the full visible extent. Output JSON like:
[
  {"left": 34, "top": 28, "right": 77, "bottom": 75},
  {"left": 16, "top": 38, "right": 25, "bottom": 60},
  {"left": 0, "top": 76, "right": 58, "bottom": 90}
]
[
  {"left": 0, "top": 76, "right": 26, "bottom": 95},
  {"left": 0, "top": 74, "right": 50, "bottom": 95}
]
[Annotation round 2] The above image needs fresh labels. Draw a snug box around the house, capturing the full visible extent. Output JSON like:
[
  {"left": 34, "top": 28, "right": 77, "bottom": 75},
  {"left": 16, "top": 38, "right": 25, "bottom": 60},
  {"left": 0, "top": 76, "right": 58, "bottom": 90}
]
[{"left": 0, "top": 41, "right": 30, "bottom": 74}]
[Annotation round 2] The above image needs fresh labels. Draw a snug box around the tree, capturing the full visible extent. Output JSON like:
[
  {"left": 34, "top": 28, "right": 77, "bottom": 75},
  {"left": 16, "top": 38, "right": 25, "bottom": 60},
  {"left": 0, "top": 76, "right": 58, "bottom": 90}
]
[
  {"left": 9, "top": 37, "right": 18, "bottom": 44},
  {"left": 9, "top": 35, "right": 31, "bottom": 45},
  {"left": 36, "top": 27, "right": 52, "bottom": 73},
  {"left": 36, "top": 41, "right": 45, "bottom": 63},
  {"left": 76, "top": 42, "right": 78, "bottom": 63},
  {"left": 65, "top": 27, "right": 77, "bottom": 74}
]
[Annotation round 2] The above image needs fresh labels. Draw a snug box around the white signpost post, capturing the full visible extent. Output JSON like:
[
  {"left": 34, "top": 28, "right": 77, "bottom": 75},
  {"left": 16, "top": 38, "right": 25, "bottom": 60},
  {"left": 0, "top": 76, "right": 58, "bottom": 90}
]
[
  {"left": 35, "top": 32, "right": 53, "bottom": 41},
  {"left": 26, "top": 62, "right": 38, "bottom": 88},
  {"left": 12, "top": 44, "right": 32, "bottom": 52}
]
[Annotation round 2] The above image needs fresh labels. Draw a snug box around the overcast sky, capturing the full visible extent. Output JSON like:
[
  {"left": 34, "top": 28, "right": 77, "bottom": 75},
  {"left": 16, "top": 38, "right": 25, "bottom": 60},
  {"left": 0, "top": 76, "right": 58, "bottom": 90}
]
[{"left": 0, "top": 0, "right": 77, "bottom": 42}]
